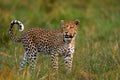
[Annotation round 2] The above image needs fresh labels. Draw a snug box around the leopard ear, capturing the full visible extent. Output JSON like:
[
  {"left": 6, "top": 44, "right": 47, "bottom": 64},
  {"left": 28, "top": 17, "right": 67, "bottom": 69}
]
[
  {"left": 75, "top": 20, "right": 80, "bottom": 25},
  {"left": 61, "top": 20, "right": 64, "bottom": 25}
]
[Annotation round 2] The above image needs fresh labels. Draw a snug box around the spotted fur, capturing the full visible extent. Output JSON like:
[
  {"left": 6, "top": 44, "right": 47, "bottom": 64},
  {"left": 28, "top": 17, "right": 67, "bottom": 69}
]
[{"left": 9, "top": 20, "right": 79, "bottom": 72}]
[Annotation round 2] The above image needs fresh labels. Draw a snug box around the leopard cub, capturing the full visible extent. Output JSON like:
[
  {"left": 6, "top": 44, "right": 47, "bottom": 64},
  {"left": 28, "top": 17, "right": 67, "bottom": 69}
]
[{"left": 9, "top": 20, "right": 79, "bottom": 72}]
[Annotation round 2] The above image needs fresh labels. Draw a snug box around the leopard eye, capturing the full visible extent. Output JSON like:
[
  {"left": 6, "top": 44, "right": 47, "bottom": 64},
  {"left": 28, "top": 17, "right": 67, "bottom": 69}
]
[
  {"left": 64, "top": 25, "right": 68, "bottom": 28},
  {"left": 70, "top": 25, "right": 73, "bottom": 28}
]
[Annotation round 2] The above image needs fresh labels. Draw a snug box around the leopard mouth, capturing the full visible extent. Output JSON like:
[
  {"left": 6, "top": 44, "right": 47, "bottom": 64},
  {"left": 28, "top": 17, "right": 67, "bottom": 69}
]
[
  {"left": 65, "top": 35, "right": 74, "bottom": 38},
  {"left": 63, "top": 35, "right": 74, "bottom": 43}
]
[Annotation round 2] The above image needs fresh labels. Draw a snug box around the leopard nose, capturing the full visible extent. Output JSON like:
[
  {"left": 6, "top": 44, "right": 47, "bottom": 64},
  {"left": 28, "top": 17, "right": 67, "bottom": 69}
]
[
  {"left": 65, "top": 32, "right": 68, "bottom": 34},
  {"left": 65, "top": 32, "right": 68, "bottom": 35}
]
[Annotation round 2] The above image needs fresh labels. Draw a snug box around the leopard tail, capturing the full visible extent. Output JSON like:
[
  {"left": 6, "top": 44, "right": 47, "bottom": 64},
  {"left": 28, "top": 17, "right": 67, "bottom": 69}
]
[{"left": 9, "top": 20, "right": 24, "bottom": 42}]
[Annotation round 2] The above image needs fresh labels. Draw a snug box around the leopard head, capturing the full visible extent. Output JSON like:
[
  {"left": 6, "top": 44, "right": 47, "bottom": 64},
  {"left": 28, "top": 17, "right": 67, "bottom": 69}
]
[{"left": 61, "top": 20, "right": 80, "bottom": 43}]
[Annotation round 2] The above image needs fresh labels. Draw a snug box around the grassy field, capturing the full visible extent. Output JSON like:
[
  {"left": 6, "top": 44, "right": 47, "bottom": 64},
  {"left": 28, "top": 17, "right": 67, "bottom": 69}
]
[{"left": 0, "top": 0, "right": 120, "bottom": 80}]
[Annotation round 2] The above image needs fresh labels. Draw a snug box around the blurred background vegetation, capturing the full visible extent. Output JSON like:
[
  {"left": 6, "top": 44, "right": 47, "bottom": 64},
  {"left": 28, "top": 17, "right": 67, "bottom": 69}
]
[{"left": 0, "top": 0, "right": 120, "bottom": 80}]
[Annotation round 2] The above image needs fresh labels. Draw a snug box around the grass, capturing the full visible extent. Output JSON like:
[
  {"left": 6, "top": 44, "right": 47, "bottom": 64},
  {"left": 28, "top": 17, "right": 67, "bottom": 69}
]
[{"left": 0, "top": 0, "right": 120, "bottom": 80}]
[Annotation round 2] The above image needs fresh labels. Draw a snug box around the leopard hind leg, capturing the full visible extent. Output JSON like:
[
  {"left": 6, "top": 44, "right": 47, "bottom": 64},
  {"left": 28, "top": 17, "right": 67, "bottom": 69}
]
[{"left": 19, "top": 46, "right": 38, "bottom": 73}]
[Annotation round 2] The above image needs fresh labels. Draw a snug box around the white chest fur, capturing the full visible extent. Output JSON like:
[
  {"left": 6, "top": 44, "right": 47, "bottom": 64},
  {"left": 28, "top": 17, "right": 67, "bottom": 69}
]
[{"left": 68, "top": 44, "right": 75, "bottom": 54}]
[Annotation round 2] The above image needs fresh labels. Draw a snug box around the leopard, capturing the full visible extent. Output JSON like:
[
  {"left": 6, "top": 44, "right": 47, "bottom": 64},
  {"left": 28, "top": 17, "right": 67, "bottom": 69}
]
[{"left": 9, "top": 20, "right": 79, "bottom": 72}]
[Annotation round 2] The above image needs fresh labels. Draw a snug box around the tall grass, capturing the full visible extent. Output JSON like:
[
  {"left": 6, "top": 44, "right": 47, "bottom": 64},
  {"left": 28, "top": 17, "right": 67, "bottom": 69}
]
[{"left": 0, "top": 0, "right": 120, "bottom": 80}]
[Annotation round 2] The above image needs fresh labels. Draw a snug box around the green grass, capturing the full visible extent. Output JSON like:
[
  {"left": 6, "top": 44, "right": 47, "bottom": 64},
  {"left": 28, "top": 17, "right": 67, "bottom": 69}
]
[{"left": 0, "top": 0, "right": 120, "bottom": 80}]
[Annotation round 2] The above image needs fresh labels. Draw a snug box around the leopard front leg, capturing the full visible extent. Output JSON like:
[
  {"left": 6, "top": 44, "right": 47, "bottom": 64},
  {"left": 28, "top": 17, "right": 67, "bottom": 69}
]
[
  {"left": 64, "top": 53, "right": 73, "bottom": 72},
  {"left": 51, "top": 53, "right": 58, "bottom": 71}
]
